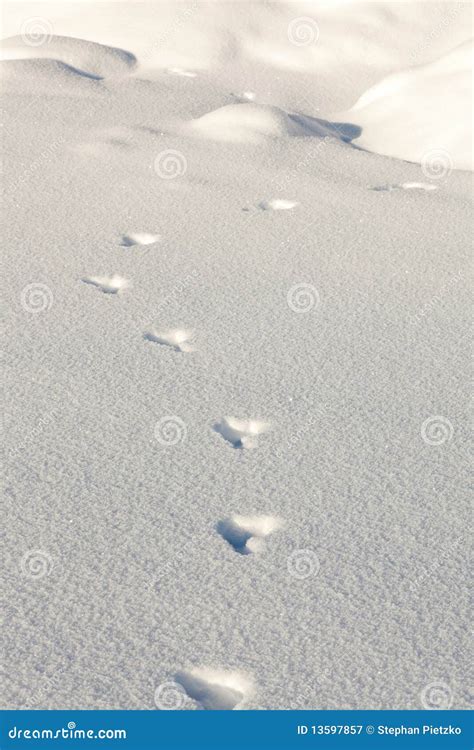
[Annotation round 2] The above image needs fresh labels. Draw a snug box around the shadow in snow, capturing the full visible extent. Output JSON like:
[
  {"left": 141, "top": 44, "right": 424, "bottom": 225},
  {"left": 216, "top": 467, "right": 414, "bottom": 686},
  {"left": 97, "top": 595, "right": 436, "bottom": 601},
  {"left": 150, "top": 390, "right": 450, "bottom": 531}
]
[
  {"left": 289, "top": 113, "right": 362, "bottom": 142},
  {"left": 216, "top": 518, "right": 252, "bottom": 555}
]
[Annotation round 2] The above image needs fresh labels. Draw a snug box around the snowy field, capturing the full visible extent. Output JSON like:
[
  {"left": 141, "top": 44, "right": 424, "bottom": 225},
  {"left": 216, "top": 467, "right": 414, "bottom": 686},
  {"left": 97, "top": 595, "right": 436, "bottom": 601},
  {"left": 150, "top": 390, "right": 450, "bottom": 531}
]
[{"left": 2, "top": 1, "right": 472, "bottom": 711}]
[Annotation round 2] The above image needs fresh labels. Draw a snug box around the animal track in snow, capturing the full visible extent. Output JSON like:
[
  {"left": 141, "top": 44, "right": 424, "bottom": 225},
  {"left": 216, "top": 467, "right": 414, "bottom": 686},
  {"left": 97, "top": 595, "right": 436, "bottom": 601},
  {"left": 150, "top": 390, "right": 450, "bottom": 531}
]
[
  {"left": 175, "top": 667, "right": 252, "bottom": 710},
  {"left": 371, "top": 182, "right": 437, "bottom": 192},
  {"left": 401, "top": 182, "right": 438, "bottom": 191},
  {"left": 242, "top": 198, "right": 298, "bottom": 212},
  {"left": 144, "top": 328, "right": 195, "bottom": 352},
  {"left": 231, "top": 91, "right": 256, "bottom": 102},
  {"left": 217, "top": 514, "right": 283, "bottom": 555},
  {"left": 165, "top": 67, "right": 197, "bottom": 78},
  {"left": 214, "top": 417, "right": 270, "bottom": 448},
  {"left": 82, "top": 274, "right": 129, "bottom": 294},
  {"left": 258, "top": 199, "right": 298, "bottom": 210},
  {"left": 120, "top": 232, "right": 161, "bottom": 247}
]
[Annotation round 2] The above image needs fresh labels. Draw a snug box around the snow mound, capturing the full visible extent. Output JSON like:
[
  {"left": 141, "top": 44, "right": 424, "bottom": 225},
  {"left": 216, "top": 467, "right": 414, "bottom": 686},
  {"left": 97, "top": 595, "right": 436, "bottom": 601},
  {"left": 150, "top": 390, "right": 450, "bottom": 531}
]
[
  {"left": 176, "top": 668, "right": 252, "bottom": 710},
  {"left": 188, "top": 103, "right": 314, "bottom": 144},
  {"left": 0, "top": 58, "right": 104, "bottom": 95},
  {"left": 4, "top": 2, "right": 468, "bottom": 86},
  {"left": 345, "top": 41, "right": 473, "bottom": 171},
  {"left": 1, "top": 35, "right": 137, "bottom": 79},
  {"left": 217, "top": 515, "right": 283, "bottom": 555}
]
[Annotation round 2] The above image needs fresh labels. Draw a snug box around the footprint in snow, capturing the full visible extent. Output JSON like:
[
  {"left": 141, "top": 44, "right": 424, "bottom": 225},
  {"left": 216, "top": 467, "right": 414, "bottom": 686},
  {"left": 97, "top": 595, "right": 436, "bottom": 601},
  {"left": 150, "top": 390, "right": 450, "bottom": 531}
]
[
  {"left": 259, "top": 199, "right": 299, "bottom": 210},
  {"left": 165, "top": 67, "right": 196, "bottom": 78},
  {"left": 371, "top": 182, "right": 437, "bottom": 192},
  {"left": 243, "top": 199, "right": 298, "bottom": 212},
  {"left": 214, "top": 417, "right": 270, "bottom": 448},
  {"left": 144, "top": 328, "right": 195, "bottom": 352},
  {"left": 231, "top": 91, "right": 256, "bottom": 102},
  {"left": 175, "top": 667, "right": 252, "bottom": 710},
  {"left": 120, "top": 232, "right": 161, "bottom": 247},
  {"left": 217, "top": 514, "right": 283, "bottom": 555},
  {"left": 82, "top": 274, "right": 129, "bottom": 294}
]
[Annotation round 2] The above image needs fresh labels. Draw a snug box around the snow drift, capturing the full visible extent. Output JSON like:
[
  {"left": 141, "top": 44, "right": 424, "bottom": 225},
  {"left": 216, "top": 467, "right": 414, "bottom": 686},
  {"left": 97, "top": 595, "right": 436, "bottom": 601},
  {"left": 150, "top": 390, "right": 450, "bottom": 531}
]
[
  {"left": 343, "top": 40, "right": 473, "bottom": 171},
  {"left": 1, "top": 34, "right": 136, "bottom": 79}
]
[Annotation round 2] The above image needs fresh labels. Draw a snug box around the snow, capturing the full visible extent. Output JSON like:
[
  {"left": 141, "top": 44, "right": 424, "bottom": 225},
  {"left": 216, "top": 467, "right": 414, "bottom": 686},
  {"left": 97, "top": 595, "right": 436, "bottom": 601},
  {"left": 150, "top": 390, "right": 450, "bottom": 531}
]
[
  {"left": 258, "top": 200, "right": 299, "bottom": 211},
  {"left": 2, "top": 0, "right": 471, "bottom": 713},
  {"left": 144, "top": 329, "right": 196, "bottom": 353},
  {"left": 188, "top": 103, "right": 311, "bottom": 143},
  {"left": 120, "top": 232, "right": 161, "bottom": 247},
  {"left": 345, "top": 40, "right": 473, "bottom": 170},
  {"left": 1, "top": 34, "right": 137, "bottom": 78},
  {"left": 81, "top": 275, "right": 130, "bottom": 295},
  {"left": 214, "top": 418, "right": 272, "bottom": 449},
  {"left": 217, "top": 515, "right": 283, "bottom": 555},
  {"left": 175, "top": 667, "right": 253, "bottom": 710}
]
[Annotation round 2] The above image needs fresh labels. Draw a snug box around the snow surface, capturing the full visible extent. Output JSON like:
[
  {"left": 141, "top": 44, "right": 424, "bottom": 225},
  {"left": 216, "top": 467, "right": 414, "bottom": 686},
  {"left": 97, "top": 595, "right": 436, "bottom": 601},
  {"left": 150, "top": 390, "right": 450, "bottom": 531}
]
[
  {"left": 345, "top": 40, "right": 473, "bottom": 170},
  {"left": 2, "top": 1, "right": 471, "bottom": 712}
]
